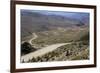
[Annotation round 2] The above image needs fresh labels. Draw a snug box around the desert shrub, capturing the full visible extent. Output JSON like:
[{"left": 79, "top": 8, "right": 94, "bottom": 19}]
[
  {"left": 31, "top": 57, "right": 37, "bottom": 62},
  {"left": 21, "top": 42, "right": 36, "bottom": 56}
]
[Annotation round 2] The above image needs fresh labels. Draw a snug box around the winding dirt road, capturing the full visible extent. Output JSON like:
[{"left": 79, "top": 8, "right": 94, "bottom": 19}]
[
  {"left": 21, "top": 43, "right": 71, "bottom": 62},
  {"left": 29, "top": 33, "right": 38, "bottom": 45}
]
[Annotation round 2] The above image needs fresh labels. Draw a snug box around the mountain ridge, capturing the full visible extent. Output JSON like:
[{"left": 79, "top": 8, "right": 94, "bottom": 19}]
[{"left": 21, "top": 10, "right": 89, "bottom": 38}]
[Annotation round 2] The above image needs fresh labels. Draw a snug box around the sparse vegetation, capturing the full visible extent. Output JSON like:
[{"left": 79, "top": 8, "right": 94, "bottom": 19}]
[
  {"left": 21, "top": 10, "right": 90, "bottom": 63},
  {"left": 22, "top": 41, "right": 89, "bottom": 63},
  {"left": 32, "top": 28, "right": 89, "bottom": 47},
  {"left": 21, "top": 42, "right": 37, "bottom": 56}
]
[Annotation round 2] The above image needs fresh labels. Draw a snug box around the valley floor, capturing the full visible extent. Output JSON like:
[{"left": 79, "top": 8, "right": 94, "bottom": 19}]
[{"left": 21, "top": 27, "right": 89, "bottom": 63}]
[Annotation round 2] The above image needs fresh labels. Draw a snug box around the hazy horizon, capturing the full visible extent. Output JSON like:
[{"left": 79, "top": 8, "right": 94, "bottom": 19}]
[{"left": 21, "top": 9, "right": 89, "bottom": 22}]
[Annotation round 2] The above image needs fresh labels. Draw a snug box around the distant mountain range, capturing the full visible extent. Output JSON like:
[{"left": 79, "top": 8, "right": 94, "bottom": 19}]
[
  {"left": 21, "top": 10, "right": 89, "bottom": 38},
  {"left": 21, "top": 10, "right": 89, "bottom": 24}
]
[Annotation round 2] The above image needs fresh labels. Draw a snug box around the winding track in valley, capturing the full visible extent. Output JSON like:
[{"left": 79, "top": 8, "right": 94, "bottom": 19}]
[
  {"left": 29, "top": 33, "right": 38, "bottom": 45},
  {"left": 21, "top": 33, "right": 38, "bottom": 44},
  {"left": 21, "top": 43, "right": 72, "bottom": 62}
]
